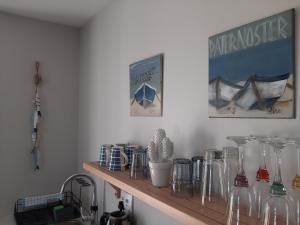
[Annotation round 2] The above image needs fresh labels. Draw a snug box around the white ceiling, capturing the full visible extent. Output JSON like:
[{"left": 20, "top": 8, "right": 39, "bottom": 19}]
[{"left": 0, "top": 0, "right": 110, "bottom": 27}]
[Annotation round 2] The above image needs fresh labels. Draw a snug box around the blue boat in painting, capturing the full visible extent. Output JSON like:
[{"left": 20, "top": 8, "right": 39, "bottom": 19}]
[
  {"left": 209, "top": 77, "right": 243, "bottom": 108},
  {"left": 209, "top": 73, "right": 291, "bottom": 110},
  {"left": 235, "top": 73, "right": 290, "bottom": 110},
  {"left": 134, "top": 82, "right": 157, "bottom": 108}
]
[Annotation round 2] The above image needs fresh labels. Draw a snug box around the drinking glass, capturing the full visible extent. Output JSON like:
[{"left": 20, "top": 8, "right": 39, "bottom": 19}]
[
  {"left": 226, "top": 136, "right": 256, "bottom": 225},
  {"left": 171, "top": 158, "right": 193, "bottom": 198},
  {"left": 192, "top": 156, "right": 204, "bottom": 194},
  {"left": 292, "top": 144, "right": 300, "bottom": 225},
  {"left": 130, "top": 150, "right": 147, "bottom": 180},
  {"left": 286, "top": 138, "right": 300, "bottom": 225},
  {"left": 260, "top": 138, "right": 295, "bottom": 225},
  {"left": 201, "top": 149, "right": 225, "bottom": 206},
  {"left": 223, "top": 146, "right": 239, "bottom": 199},
  {"left": 250, "top": 135, "right": 271, "bottom": 219}
]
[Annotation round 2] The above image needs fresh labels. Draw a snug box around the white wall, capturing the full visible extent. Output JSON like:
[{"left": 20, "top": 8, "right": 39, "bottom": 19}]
[
  {"left": 79, "top": 1, "right": 300, "bottom": 224},
  {"left": 0, "top": 12, "right": 79, "bottom": 218}
]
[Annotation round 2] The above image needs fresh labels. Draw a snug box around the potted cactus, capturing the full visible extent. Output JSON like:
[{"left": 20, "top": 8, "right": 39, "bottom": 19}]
[{"left": 148, "top": 129, "right": 174, "bottom": 187}]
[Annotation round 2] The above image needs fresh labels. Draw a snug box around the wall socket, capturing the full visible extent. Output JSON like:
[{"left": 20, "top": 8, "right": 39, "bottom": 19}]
[{"left": 121, "top": 190, "right": 133, "bottom": 213}]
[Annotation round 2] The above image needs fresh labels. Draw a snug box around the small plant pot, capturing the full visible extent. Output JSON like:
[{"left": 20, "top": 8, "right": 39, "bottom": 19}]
[{"left": 149, "top": 160, "right": 172, "bottom": 187}]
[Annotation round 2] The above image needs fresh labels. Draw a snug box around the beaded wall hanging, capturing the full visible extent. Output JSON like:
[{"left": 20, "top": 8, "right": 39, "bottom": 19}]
[{"left": 31, "top": 62, "right": 42, "bottom": 170}]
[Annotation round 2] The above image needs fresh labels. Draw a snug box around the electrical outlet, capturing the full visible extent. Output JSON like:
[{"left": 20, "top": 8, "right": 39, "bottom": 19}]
[{"left": 121, "top": 191, "right": 133, "bottom": 213}]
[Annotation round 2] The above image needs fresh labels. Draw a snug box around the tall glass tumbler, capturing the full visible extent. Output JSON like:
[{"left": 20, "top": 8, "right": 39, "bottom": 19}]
[
  {"left": 201, "top": 149, "right": 225, "bottom": 206},
  {"left": 130, "top": 150, "right": 147, "bottom": 180},
  {"left": 144, "top": 147, "right": 151, "bottom": 178},
  {"left": 192, "top": 156, "right": 204, "bottom": 194},
  {"left": 171, "top": 158, "right": 193, "bottom": 198}
]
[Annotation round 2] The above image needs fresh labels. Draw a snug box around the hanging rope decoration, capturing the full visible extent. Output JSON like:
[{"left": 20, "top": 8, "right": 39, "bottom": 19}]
[{"left": 31, "top": 62, "right": 42, "bottom": 170}]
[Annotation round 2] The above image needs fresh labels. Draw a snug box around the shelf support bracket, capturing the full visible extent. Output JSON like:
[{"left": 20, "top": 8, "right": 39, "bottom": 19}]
[{"left": 109, "top": 183, "right": 121, "bottom": 198}]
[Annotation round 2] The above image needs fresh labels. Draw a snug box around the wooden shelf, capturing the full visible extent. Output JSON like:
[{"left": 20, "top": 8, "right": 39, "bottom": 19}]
[{"left": 83, "top": 162, "right": 228, "bottom": 225}]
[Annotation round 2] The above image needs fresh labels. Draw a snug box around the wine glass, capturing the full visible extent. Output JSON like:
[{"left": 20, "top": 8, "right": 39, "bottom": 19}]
[
  {"left": 250, "top": 135, "right": 271, "bottom": 219},
  {"left": 285, "top": 138, "right": 300, "bottom": 225},
  {"left": 223, "top": 146, "right": 239, "bottom": 199},
  {"left": 260, "top": 137, "right": 295, "bottom": 225},
  {"left": 226, "top": 136, "right": 256, "bottom": 225}
]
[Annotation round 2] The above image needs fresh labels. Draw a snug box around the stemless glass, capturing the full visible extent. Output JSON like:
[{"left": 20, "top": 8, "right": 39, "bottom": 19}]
[
  {"left": 130, "top": 150, "right": 147, "bottom": 180},
  {"left": 171, "top": 158, "right": 193, "bottom": 198},
  {"left": 192, "top": 156, "right": 204, "bottom": 194},
  {"left": 260, "top": 138, "right": 295, "bottom": 225},
  {"left": 201, "top": 149, "right": 226, "bottom": 207},
  {"left": 250, "top": 135, "right": 271, "bottom": 219},
  {"left": 226, "top": 136, "right": 256, "bottom": 225}
]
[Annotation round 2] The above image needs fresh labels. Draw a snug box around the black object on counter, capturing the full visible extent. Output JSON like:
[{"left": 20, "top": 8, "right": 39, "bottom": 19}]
[
  {"left": 14, "top": 192, "right": 81, "bottom": 225},
  {"left": 100, "top": 201, "right": 131, "bottom": 225},
  {"left": 53, "top": 205, "right": 79, "bottom": 223}
]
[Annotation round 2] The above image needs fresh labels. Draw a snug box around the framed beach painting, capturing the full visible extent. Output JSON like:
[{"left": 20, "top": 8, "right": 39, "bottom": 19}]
[
  {"left": 209, "top": 9, "right": 295, "bottom": 118},
  {"left": 130, "top": 54, "right": 163, "bottom": 116}
]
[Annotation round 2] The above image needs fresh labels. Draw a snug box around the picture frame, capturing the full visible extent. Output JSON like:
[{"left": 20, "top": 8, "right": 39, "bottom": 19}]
[
  {"left": 130, "top": 54, "right": 163, "bottom": 117},
  {"left": 208, "top": 9, "right": 295, "bottom": 118}
]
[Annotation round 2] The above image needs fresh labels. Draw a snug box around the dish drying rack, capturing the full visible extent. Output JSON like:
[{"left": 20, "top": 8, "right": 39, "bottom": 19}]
[{"left": 14, "top": 177, "right": 92, "bottom": 225}]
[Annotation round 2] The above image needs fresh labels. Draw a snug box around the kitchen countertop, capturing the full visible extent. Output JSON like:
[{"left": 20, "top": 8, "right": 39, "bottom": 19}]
[
  {"left": 0, "top": 215, "right": 87, "bottom": 225},
  {"left": 0, "top": 215, "right": 16, "bottom": 225}
]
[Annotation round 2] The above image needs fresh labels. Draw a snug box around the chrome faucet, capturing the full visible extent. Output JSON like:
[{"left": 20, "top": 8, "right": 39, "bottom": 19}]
[{"left": 60, "top": 173, "right": 98, "bottom": 224}]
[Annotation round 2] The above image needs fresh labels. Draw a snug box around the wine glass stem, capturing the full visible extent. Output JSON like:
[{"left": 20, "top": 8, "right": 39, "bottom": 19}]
[
  {"left": 258, "top": 143, "right": 266, "bottom": 168},
  {"left": 297, "top": 147, "right": 300, "bottom": 176},
  {"left": 257, "top": 142, "right": 270, "bottom": 182},
  {"left": 238, "top": 145, "right": 245, "bottom": 175},
  {"left": 293, "top": 146, "right": 300, "bottom": 189},
  {"left": 234, "top": 145, "right": 249, "bottom": 187},
  {"left": 270, "top": 146, "right": 286, "bottom": 195},
  {"left": 273, "top": 148, "right": 282, "bottom": 184}
]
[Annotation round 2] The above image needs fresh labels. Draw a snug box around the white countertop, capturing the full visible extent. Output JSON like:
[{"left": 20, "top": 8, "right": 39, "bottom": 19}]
[{"left": 0, "top": 215, "right": 16, "bottom": 225}]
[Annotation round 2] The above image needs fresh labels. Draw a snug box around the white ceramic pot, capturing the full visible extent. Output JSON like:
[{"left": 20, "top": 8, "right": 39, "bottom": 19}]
[{"left": 149, "top": 160, "right": 172, "bottom": 187}]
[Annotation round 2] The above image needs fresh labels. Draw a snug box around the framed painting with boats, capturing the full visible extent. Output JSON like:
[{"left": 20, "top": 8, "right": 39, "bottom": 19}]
[
  {"left": 209, "top": 9, "right": 295, "bottom": 118},
  {"left": 130, "top": 54, "right": 163, "bottom": 116}
]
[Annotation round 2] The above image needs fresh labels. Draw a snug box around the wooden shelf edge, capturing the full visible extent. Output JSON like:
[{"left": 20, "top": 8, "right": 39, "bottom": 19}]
[{"left": 83, "top": 162, "right": 221, "bottom": 225}]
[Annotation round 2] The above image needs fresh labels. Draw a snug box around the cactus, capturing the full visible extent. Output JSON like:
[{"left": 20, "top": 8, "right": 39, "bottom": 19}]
[
  {"left": 147, "top": 141, "right": 158, "bottom": 162},
  {"left": 148, "top": 129, "right": 173, "bottom": 162}
]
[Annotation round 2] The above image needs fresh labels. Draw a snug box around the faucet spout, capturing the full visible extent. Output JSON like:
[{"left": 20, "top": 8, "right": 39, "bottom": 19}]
[{"left": 60, "top": 173, "right": 98, "bottom": 224}]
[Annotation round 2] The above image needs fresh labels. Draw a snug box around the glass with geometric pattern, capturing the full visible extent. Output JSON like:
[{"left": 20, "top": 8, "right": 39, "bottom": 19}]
[
  {"left": 226, "top": 136, "right": 256, "bottom": 225},
  {"left": 250, "top": 135, "right": 271, "bottom": 219},
  {"left": 285, "top": 138, "right": 300, "bottom": 225},
  {"left": 260, "top": 137, "right": 295, "bottom": 225}
]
